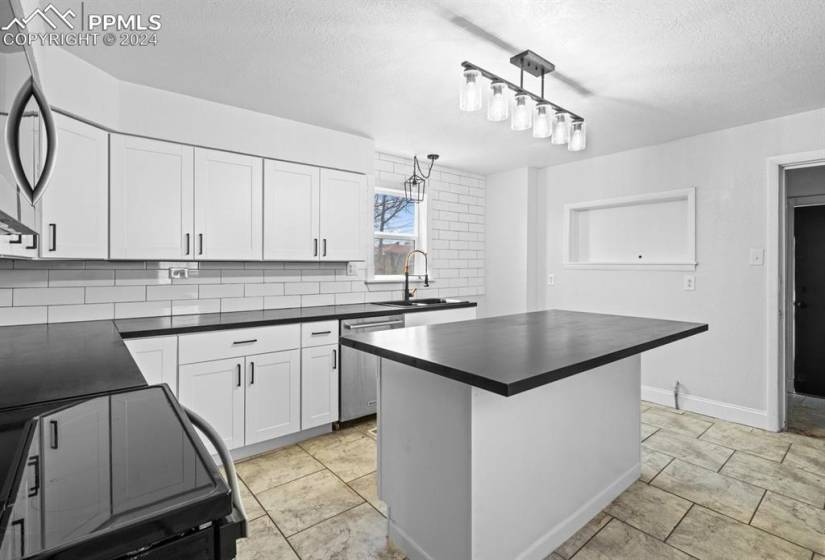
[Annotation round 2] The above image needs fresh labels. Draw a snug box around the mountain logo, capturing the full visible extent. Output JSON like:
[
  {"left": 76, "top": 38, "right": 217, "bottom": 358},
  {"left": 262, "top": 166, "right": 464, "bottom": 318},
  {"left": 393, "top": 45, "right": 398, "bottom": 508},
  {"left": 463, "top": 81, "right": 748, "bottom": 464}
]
[{"left": 2, "top": 4, "right": 76, "bottom": 31}]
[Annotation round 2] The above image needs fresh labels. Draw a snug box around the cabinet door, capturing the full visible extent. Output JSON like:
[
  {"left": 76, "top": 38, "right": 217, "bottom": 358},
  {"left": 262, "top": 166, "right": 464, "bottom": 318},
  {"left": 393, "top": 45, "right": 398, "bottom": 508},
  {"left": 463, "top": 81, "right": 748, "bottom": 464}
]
[
  {"left": 110, "top": 135, "right": 194, "bottom": 260},
  {"left": 38, "top": 114, "right": 108, "bottom": 259},
  {"left": 124, "top": 336, "right": 179, "bottom": 395},
  {"left": 194, "top": 148, "right": 262, "bottom": 260},
  {"left": 301, "top": 344, "right": 339, "bottom": 430},
  {"left": 245, "top": 350, "right": 300, "bottom": 444},
  {"left": 0, "top": 113, "right": 38, "bottom": 257},
  {"left": 42, "top": 398, "right": 110, "bottom": 549},
  {"left": 318, "top": 169, "right": 365, "bottom": 261},
  {"left": 0, "top": 423, "right": 42, "bottom": 560},
  {"left": 179, "top": 358, "right": 245, "bottom": 453},
  {"left": 263, "top": 160, "right": 320, "bottom": 261}
]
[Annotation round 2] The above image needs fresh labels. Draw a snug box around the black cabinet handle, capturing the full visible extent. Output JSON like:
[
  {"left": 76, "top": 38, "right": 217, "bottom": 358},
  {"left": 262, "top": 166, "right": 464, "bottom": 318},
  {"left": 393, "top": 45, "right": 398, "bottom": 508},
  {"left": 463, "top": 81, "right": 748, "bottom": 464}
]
[
  {"left": 185, "top": 233, "right": 190, "bottom": 255},
  {"left": 332, "top": 348, "right": 337, "bottom": 370},
  {"left": 27, "top": 456, "right": 39, "bottom": 497},
  {"left": 311, "top": 330, "right": 332, "bottom": 336},
  {"left": 11, "top": 519, "right": 24, "bottom": 557},
  {"left": 198, "top": 233, "right": 203, "bottom": 255},
  {"left": 25, "top": 233, "right": 37, "bottom": 250},
  {"left": 49, "top": 223, "right": 56, "bottom": 251},
  {"left": 9, "top": 234, "right": 21, "bottom": 244},
  {"left": 250, "top": 362, "right": 255, "bottom": 385},
  {"left": 314, "top": 238, "right": 318, "bottom": 257},
  {"left": 323, "top": 238, "right": 327, "bottom": 257},
  {"left": 49, "top": 420, "right": 58, "bottom": 449},
  {"left": 236, "top": 363, "right": 242, "bottom": 387},
  {"left": 232, "top": 339, "right": 258, "bottom": 345}
]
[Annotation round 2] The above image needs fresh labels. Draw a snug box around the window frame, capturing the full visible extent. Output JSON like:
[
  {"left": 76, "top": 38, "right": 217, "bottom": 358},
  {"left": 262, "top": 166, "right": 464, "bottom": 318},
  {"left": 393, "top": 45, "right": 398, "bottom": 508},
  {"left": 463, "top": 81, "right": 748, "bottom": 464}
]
[{"left": 370, "top": 186, "right": 428, "bottom": 282}]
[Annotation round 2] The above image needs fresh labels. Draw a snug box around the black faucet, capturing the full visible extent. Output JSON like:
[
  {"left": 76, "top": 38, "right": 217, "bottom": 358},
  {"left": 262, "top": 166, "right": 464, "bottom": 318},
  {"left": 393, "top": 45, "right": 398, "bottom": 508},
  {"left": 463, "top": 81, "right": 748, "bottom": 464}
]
[{"left": 403, "top": 249, "right": 429, "bottom": 304}]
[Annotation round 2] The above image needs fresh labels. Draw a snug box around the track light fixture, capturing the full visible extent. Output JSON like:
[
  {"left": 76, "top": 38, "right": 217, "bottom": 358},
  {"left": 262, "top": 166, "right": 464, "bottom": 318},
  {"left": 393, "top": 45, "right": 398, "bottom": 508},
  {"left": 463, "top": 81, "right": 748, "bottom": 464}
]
[{"left": 459, "top": 50, "right": 586, "bottom": 151}]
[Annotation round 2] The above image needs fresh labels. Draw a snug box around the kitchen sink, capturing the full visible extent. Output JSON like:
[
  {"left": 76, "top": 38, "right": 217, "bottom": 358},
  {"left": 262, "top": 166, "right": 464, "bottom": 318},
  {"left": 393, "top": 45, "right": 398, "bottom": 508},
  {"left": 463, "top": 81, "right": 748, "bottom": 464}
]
[{"left": 376, "top": 298, "right": 461, "bottom": 308}]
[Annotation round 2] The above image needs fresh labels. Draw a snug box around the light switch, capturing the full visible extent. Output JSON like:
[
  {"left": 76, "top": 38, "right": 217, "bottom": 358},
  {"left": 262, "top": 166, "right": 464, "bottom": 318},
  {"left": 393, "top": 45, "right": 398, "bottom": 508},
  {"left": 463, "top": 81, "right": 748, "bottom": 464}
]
[
  {"left": 683, "top": 275, "right": 695, "bottom": 291},
  {"left": 749, "top": 248, "right": 764, "bottom": 266},
  {"left": 547, "top": 274, "right": 555, "bottom": 286}
]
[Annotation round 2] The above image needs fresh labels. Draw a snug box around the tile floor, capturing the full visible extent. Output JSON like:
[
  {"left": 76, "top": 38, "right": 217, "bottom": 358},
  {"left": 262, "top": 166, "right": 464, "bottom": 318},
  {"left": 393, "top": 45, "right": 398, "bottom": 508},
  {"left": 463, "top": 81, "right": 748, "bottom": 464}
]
[
  {"left": 788, "top": 393, "right": 825, "bottom": 438},
  {"left": 231, "top": 403, "right": 825, "bottom": 560}
]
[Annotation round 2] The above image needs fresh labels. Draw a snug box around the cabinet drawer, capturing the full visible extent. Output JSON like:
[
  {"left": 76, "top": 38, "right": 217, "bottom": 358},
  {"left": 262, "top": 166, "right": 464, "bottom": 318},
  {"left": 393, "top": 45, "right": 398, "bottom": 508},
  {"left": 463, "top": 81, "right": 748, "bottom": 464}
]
[
  {"left": 301, "top": 320, "right": 339, "bottom": 347},
  {"left": 179, "top": 325, "right": 300, "bottom": 364}
]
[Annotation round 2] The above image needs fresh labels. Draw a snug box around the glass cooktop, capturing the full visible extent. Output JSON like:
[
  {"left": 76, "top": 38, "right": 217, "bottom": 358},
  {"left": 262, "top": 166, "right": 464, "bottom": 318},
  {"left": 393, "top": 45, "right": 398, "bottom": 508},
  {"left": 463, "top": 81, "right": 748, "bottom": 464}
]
[{"left": 0, "top": 386, "right": 230, "bottom": 559}]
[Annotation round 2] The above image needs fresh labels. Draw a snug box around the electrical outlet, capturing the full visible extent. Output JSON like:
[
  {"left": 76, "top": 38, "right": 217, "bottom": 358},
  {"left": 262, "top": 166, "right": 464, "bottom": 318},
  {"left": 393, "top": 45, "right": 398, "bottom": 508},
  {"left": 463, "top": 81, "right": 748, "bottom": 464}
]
[
  {"left": 547, "top": 274, "right": 555, "bottom": 286},
  {"left": 347, "top": 262, "right": 357, "bottom": 276},
  {"left": 683, "top": 275, "right": 695, "bottom": 291},
  {"left": 749, "top": 248, "right": 764, "bottom": 266},
  {"left": 169, "top": 268, "right": 189, "bottom": 280}
]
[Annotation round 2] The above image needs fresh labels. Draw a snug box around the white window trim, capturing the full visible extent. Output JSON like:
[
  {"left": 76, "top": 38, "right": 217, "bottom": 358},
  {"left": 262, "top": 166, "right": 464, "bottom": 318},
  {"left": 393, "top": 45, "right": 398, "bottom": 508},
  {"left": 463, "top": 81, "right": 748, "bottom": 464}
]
[{"left": 370, "top": 186, "right": 429, "bottom": 282}]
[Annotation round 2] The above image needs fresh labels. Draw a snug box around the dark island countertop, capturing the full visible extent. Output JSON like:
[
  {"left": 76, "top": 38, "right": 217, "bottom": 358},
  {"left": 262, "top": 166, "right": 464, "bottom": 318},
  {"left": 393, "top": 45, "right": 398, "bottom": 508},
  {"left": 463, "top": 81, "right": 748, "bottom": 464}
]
[
  {"left": 0, "top": 320, "right": 147, "bottom": 411},
  {"left": 115, "top": 301, "right": 476, "bottom": 338},
  {"left": 340, "top": 309, "right": 708, "bottom": 397}
]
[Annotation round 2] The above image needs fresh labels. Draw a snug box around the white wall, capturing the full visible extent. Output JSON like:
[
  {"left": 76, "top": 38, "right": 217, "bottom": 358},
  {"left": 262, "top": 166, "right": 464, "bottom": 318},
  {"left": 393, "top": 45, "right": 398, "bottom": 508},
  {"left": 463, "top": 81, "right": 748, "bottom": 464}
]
[{"left": 538, "top": 108, "right": 825, "bottom": 427}]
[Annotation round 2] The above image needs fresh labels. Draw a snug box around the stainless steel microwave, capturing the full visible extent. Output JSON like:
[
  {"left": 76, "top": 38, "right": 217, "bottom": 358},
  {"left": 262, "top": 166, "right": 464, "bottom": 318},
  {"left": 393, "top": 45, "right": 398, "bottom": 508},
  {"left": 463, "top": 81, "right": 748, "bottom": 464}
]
[{"left": 0, "top": 0, "right": 57, "bottom": 240}]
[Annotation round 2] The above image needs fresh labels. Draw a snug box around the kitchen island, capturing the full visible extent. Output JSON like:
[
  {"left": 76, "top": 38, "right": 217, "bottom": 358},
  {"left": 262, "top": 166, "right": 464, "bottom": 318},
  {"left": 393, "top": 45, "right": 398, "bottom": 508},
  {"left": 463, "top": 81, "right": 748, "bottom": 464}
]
[{"left": 340, "top": 310, "right": 707, "bottom": 560}]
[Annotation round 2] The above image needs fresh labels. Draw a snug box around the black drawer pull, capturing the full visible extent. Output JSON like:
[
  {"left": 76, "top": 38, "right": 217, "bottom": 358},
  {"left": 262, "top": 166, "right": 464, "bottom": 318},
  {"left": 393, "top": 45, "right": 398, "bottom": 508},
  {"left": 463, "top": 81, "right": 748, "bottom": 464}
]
[
  {"left": 232, "top": 339, "right": 258, "bottom": 345},
  {"left": 311, "top": 330, "right": 332, "bottom": 336},
  {"left": 27, "top": 456, "right": 39, "bottom": 497}
]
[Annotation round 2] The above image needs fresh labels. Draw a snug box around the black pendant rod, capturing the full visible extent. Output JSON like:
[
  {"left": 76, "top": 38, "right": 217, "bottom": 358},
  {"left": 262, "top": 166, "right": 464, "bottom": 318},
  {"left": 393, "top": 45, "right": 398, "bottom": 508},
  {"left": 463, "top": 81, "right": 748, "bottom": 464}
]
[{"left": 461, "top": 60, "right": 583, "bottom": 121}]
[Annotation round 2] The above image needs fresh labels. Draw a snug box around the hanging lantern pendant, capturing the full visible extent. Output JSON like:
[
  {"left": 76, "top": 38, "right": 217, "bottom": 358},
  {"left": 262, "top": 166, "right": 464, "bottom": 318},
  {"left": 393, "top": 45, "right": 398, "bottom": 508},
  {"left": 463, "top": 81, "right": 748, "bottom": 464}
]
[{"left": 404, "top": 154, "right": 439, "bottom": 203}]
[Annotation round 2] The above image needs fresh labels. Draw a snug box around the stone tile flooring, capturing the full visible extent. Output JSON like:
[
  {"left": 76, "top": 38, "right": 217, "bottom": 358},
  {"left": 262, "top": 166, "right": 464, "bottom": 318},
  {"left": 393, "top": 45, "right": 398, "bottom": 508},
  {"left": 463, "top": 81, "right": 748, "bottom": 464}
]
[
  {"left": 788, "top": 393, "right": 825, "bottom": 438},
  {"left": 231, "top": 405, "right": 825, "bottom": 560}
]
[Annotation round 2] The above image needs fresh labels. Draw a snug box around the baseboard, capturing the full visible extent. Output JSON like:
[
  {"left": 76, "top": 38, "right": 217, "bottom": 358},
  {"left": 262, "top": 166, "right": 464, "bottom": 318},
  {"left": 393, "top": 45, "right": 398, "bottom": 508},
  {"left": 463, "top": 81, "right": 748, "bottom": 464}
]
[
  {"left": 389, "top": 519, "right": 436, "bottom": 560},
  {"left": 210, "top": 424, "right": 333, "bottom": 464},
  {"left": 517, "top": 463, "right": 640, "bottom": 560},
  {"left": 641, "top": 385, "right": 772, "bottom": 430}
]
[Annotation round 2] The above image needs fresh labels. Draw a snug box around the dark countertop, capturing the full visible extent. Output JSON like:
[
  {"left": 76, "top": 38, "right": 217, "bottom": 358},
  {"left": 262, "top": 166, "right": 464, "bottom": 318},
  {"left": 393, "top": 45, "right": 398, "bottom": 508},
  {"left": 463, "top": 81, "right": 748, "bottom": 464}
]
[
  {"left": 116, "top": 300, "right": 477, "bottom": 338},
  {"left": 0, "top": 320, "right": 147, "bottom": 411},
  {"left": 340, "top": 309, "right": 708, "bottom": 397}
]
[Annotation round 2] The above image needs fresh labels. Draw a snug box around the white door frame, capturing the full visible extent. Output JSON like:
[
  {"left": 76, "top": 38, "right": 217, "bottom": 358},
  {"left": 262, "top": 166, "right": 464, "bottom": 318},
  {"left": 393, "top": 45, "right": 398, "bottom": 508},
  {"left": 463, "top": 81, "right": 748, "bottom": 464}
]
[{"left": 766, "top": 150, "right": 825, "bottom": 431}]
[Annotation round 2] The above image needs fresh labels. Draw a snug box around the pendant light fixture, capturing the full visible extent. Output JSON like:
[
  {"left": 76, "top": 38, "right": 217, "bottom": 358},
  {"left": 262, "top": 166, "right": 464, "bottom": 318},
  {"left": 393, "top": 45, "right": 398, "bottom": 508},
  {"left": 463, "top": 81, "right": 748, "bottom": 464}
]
[
  {"left": 404, "top": 154, "right": 439, "bottom": 203},
  {"left": 458, "top": 50, "right": 586, "bottom": 151},
  {"left": 459, "top": 69, "right": 482, "bottom": 112},
  {"left": 487, "top": 80, "right": 509, "bottom": 122}
]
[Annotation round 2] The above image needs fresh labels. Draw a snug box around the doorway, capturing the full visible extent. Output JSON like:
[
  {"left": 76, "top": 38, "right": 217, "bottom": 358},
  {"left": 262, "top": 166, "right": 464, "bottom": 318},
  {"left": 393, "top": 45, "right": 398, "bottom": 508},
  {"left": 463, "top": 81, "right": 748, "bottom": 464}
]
[{"left": 785, "top": 165, "right": 825, "bottom": 437}]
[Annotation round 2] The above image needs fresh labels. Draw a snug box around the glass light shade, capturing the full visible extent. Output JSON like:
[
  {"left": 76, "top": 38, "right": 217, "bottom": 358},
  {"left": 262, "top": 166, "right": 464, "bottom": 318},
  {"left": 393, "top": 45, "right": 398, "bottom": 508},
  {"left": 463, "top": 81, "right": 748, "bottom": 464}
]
[
  {"left": 459, "top": 69, "right": 482, "bottom": 112},
  {"left": 532, "top": 102, "right": 553, "bottom": 138},
  {"left": 550, "top": 112, "right": 571, "bottom": 144},
  {"left": 486, "top": 81, "right": 509, "bottom": 122},
  {"left": 511, "top": 93, "right": 532, "bottom": 131},
  {"left": 568, "top": 121, "right": 587, "bottom": 151}
]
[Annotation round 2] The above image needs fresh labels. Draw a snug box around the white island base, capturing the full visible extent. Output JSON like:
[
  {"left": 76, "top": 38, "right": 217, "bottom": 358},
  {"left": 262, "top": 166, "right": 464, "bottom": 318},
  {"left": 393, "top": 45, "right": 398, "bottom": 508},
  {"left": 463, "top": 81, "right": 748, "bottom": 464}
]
[{"left": 377, "top": 355, "right": 641, "bottom": 560}]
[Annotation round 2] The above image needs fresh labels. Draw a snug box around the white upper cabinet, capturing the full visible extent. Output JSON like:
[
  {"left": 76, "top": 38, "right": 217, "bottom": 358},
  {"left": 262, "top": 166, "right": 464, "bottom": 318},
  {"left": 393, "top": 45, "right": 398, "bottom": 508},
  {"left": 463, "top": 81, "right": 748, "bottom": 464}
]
[
  {"left": 194, "top": 148, "right": 262, "bottom": 261},
  {"left": 263, "top": 160, "right": 320, "bottom": 261},
  {"left": 319, "top": 168, "right": 365, "bottom": 261},
  {"left": 38, "top": 114, "right": 108, "bottom": 259},
  {"left": 110, "top": 135, "right": 194, "bottom": 260}
]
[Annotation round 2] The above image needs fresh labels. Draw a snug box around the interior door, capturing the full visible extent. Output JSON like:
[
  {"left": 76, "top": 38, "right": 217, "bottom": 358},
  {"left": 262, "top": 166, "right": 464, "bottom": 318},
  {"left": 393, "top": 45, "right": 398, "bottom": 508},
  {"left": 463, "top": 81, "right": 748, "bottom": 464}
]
[
  {"left": 110, "top": 135, "right": 194, "bottom": 259},
  {"left": 194, "top": 148, "right": 262, "bottom": 260},
  {"left": 301, "top": 344, "right": 339, "bottom": 429},
  {"left": 793, "top": 204, "right": 825, "bottom": 396},
  {"left": 263, "top": 160, "right": 320, "bottom": 260},
  {"left": 245, "top": 350, "right": 301, "bottom": 444},
  {"left": 42, "top": 398, "right": 111, "bottom": 549},
  {"left": 38, "top": 114, "right": 108, "bottom": 259},
  {"left": 179, "top": 357, "right": 245, "bottom": 453},
  {"left": 319, "top": 169, "right": 365, "bottom": 261}
]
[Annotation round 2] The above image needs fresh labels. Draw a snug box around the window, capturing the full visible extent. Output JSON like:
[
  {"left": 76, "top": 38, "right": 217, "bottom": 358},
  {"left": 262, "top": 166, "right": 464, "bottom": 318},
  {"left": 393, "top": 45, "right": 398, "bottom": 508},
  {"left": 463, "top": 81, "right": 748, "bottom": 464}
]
[{"left": 373, "top": 189, "right": 424, "bottom": 278}]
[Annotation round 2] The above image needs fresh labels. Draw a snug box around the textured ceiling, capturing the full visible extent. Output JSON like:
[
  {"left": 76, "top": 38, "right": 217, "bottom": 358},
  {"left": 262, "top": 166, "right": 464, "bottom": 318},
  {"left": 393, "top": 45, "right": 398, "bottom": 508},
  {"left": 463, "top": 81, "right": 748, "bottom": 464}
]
[{"left": 55, "top": 0, "right": 825, "bottom": 174}]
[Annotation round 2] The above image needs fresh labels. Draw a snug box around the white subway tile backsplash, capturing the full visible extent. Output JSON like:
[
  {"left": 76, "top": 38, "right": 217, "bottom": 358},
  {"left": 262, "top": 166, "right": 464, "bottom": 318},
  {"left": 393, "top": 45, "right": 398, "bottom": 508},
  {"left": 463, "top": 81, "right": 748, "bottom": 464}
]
[
  {"left": 14, "top": 287, "right": 84, "bottom": 306},
  {"left": 48, "top": 303, "right": 114, "bottom": 323},
  {"left": 147, "top": 285, "right": 199, "bottom": 301},
  {"left": 0, "top": 306, "right": 47, "bottom": 326},
  {"left": 198, "top": 284, "right": 244, "bottom": 299},
  {"left": 0, "top": 152, "right": 484, "bottom": 325},
  {"left": 86, "top": 286, "right": 146, "bottom": 303},
  {"left": 115, "top": 301, "right": 173, "bottom": 319},
  {"left": 0, "top": 270, "right": 48, "bottom": 288},
  {"left": 49, "top": 270, "right": 114, "bottom": 287}
]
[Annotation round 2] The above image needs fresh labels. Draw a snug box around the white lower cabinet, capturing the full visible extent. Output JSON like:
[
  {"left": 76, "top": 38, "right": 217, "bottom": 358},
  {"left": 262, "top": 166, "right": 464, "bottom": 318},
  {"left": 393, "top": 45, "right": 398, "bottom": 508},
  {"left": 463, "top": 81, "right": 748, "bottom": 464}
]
[
  {"left": 245, "top": 350, "right": 301, "bottom": 444},
  {"left": 301, "top": 344, "right": 339, "bottom": 430},
  {"left": 124, "top": 336, "right": 178, "bottom": 395},
  {"left": 179, "top": 358, "right": 245, "bottom": 454},
  {"left": 404, "top": 306, "right": 477, "bottom": 327}
]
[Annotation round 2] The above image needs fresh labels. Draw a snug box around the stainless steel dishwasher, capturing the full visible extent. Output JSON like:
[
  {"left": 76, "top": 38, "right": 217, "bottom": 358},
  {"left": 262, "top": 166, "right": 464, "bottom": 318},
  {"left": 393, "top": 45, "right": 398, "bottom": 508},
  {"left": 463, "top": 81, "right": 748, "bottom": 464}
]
[{"left": 339, "top": 315, "right": 405, "bottom": 422}]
